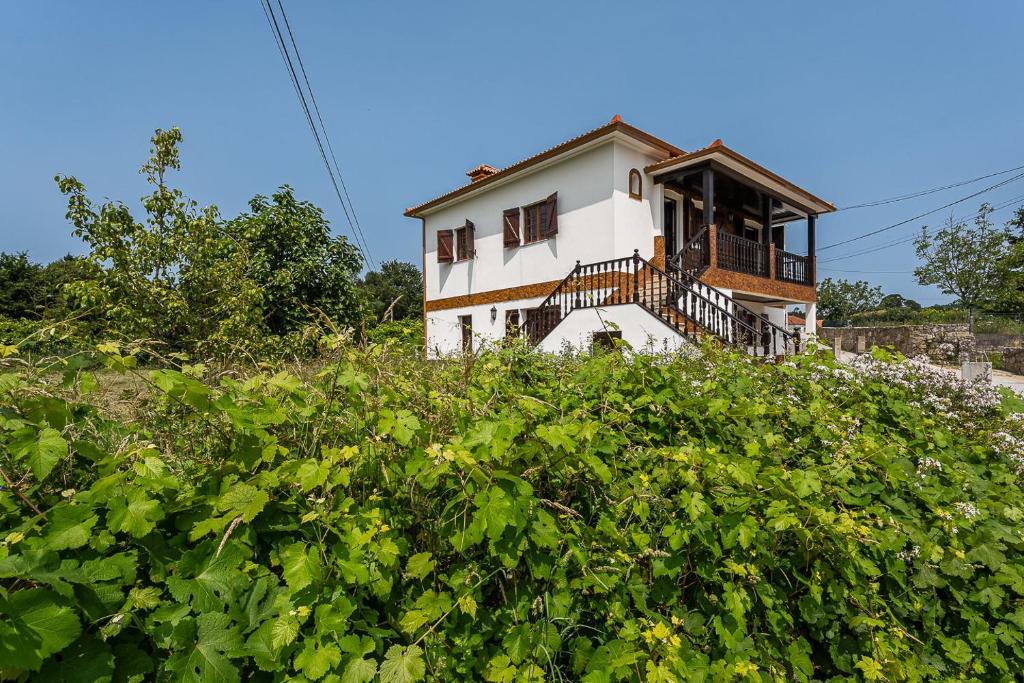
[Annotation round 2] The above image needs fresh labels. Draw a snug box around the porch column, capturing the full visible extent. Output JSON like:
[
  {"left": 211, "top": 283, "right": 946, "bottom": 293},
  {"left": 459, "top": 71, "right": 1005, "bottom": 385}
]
[
  {"left": 761, "top": 195, "right": 773, "bottom": 245},
  {"left": 702, "top": 167, "right": 714, "bottom": 226},
  {"left": 804, "top": 302, "right": 817, "bottom": 338},
  {"left": 807, "top": 214, "right": 817, "bottom": 283}
]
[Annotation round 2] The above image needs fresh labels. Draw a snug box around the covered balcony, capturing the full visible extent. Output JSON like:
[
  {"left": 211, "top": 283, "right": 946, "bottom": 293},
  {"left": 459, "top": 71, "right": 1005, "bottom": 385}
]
[{"left": 647, "top": 141, "right": 836, "bottom": 304}]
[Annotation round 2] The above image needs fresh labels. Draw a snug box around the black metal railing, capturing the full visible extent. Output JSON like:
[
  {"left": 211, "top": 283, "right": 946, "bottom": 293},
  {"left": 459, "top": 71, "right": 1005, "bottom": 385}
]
[
  {"left": 524, "top": 251, "right": 800, "bottom": 357},
  {"left": 775, "top": 249, "right": 811, "bottom": 284},
  {"left": 717, "top": 231, "right": 768, "bottom": 277}
]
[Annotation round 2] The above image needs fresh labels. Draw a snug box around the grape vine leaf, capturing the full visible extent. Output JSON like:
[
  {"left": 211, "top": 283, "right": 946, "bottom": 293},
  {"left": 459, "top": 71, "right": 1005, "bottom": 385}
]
[{"left": 378, "top": 644, "right": 425, "bottom": 683}]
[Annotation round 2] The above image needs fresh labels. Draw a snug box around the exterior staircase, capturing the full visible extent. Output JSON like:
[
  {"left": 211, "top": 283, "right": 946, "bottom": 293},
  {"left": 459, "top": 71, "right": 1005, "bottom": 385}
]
[{"left": 525, "top": 249, "right": 800, "bottom": 357}]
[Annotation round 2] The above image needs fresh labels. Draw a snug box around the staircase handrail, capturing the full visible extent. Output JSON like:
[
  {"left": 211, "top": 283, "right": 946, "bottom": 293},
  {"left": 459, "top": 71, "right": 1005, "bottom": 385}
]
[{"left": 635, "top": 254, "right": 799, "bottom": 353}]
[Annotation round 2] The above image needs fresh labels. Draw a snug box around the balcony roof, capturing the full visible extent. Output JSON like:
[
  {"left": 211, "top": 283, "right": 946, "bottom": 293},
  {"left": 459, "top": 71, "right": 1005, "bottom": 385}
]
[{"left": 646, "top": 140, "right": 836, "bottom": 216}]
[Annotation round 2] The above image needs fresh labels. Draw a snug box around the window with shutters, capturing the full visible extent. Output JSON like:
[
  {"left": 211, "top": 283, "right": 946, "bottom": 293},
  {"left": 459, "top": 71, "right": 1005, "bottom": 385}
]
[
  {"left": 522, "top": 193, "right": 558, "bottom": 244},
  {"left": 628, "top": 169, "right": 642, "bottom": 200}
]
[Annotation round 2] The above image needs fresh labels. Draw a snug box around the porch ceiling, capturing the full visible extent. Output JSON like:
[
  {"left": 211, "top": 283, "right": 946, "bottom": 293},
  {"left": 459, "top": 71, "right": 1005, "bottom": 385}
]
[{"left": 646, "top": 143, "right": 836, "bottom": 217}]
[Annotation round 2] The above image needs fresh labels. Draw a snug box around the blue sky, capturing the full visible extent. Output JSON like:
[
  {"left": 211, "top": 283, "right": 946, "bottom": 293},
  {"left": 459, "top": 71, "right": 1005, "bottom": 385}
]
[{"left": 2, "top": 1, "right": 1022, "bottom": 304}]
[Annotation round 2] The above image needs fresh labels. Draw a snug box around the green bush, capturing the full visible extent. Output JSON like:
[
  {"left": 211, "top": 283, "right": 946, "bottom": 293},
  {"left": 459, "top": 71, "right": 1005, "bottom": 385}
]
[{"left": 1, "top": 342, "right": 1023, "bottom": 681}]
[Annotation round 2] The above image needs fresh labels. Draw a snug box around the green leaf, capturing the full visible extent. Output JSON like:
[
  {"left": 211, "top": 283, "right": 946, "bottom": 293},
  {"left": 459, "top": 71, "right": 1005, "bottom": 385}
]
[
  {"left": 485, "top": 654, "right": 517, "bottom": 682},
  {"left": 378, "top": 409, "right": 420, "bottom": 446},
  {"left": 280, "top": 542, "right": 323, "bottom": 592},
  {"left": 270, "top": 615, "right": 300, "bottom": 650},
  {"left": 341, "top": 656, "right": 377, "bottom": 683},
  {"left": 405, "top": 552, "right": 434, "bottom": 580},
  {"left": 294, "top": 639, "right": 342, "bottom": 680},
  {"left": 44, "top": 504, "right": 98, "bottom": 550},
  {"left": 0, "top": 588, "right": 81, "bottom": 672},
  {"left": 10, "top": 426, "right": 68, "bottom": 480},
  {"left": 296, "top": 459, "right": 330, "bottom": 492},
  {"left": 106, "top": 489, "right": 163, "bottom": 537},
  {"left": 378, "top": 645, "right": 425, "bottom": 683},
  {"left": 216, "top": 483, "right": 269, "bottom": 523},
  {"left": 165, "top": 613, "right": 242, "bottom": 683}
]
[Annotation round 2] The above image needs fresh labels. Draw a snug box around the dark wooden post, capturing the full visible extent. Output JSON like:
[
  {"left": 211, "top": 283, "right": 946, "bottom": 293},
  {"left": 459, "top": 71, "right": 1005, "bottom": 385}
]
[
  {"left": 761, "top": 195, "right": 773, "bottom": 245},
  {"left": 807, "top": 214, "right": 817, "bottom": 284},
  {"left": 702, "top": 167, "right": 714, "bottom": 227}
]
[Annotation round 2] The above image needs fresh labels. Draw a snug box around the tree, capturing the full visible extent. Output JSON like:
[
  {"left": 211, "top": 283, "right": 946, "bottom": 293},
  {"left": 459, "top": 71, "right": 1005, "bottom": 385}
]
[
  {"left": 224, "top": 186, "right": 364, "bottom": 335},
  {"left": 357, "top": 260, "right": 422, "bottom": 323},
  {"left": 0, "top": 253, "right": 45, "bottom": 319},
  {"left": 992, "top": 206, "right": 1024, "bottom": 315},
  {"left": 914, "top": 205, "right": 1009, "bottom": 331},
  {"left": 878, "top": 293, "right": 921, "bottom": 311},
  {"left": 57, "top": 128, "right": 264, "bottom": 357},
  {"left": 816, "top": 278, "right": 883, "bottom": 325}
]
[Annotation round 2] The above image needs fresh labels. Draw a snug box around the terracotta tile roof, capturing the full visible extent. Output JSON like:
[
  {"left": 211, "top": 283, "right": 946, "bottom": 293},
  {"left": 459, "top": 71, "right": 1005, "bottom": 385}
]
[{"left": 405, "top": 117, "right": 684, "bottom": 217}]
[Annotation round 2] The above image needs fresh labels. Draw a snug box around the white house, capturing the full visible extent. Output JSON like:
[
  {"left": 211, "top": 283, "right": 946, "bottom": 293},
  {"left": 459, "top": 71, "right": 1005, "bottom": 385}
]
[{"left": 405, "top": 117, "right": 835, "bottom": 357}]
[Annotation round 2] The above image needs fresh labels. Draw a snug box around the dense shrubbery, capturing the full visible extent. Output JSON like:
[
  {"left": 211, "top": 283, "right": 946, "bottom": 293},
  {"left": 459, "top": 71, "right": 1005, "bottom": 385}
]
[{"left": 2, "top": 340, "right": 1024, "bottom": 681}]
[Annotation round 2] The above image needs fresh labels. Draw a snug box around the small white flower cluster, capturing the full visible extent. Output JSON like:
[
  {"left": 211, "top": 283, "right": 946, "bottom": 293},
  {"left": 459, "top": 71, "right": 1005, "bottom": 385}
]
[
  {"left": 953, "top": 501, "right": 980, "bottom": 520},
  {"left": 848, "top": 354, "right": 1001, "bottom": 417},
  {"left": 896, "top": 545, "right": 921, "bottom": 562},
  {"left": 916, "top": 457, "right": 942, "bottom": 477},
  {"left": 993, "top": 417, "right": 1024, "bottom": 476}
]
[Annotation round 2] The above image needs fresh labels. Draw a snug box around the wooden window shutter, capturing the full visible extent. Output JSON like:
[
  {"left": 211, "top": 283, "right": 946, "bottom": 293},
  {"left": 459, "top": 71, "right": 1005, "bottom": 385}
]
[
  {"left": 437, "top": 229, "right": 454, "bottom": 263},
  {"left": 465, "top": 220, "right": 475, "bottom": 258},
  {"left": 503, "top": 208, "right": 520, "bottom": 248},
  {"left": 541, "top": 192, "right": 558, "bottom": 238}
]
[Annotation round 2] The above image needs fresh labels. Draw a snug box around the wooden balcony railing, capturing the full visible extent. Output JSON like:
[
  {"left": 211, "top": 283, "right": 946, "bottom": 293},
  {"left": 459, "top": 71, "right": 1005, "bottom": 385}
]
[
  {"left": 717, "top": 231, "right": 768, "bottom": 277},
  {"left": 775, "top": 249, "right": 812, "bottom": 285},
  {"left": 669, "top": 224, "right": 814, "bottom": 287}
]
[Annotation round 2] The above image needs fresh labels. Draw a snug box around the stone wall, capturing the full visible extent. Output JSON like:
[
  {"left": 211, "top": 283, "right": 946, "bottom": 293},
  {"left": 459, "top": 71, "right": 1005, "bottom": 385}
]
[
  {"left": 975, "top": 333, "right": 1024, "bottom": 352},
  {"left": 1001, "top": 348, "right": 1024, "bottom": 375},
  {"left": 820, "top": 324, "right": 975, "bottom": 363}
]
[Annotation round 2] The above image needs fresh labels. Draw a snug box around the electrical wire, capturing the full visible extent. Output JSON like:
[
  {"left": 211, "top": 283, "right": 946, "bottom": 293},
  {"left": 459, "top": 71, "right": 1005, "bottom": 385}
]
[
  {"left": 836, "top": 163, "right": 1024, "bottom": 211},
  {"left": 818, "top": 171, "right": 1024, "bottom": 251},
  {"left": 259, "top": 0, "right": 377, "bottom": 269}
]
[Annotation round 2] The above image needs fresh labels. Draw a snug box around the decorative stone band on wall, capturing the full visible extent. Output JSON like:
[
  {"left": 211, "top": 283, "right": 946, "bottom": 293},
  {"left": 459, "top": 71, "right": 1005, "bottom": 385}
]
[
  {"left": 425, "top": 280, "right": 564, "bottom": 312},
  {"left": 700, "top": 267, "right": 817, "bottom": 303},
  {"left": 820, "top": 323, "right": 976, "bottom": 363}
]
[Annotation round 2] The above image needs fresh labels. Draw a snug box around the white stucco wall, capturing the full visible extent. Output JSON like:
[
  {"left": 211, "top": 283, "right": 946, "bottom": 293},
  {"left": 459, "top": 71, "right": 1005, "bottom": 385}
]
[
  {"left": 538, "top": 305, "right": 693, "bottom": 355},
  {"left": 426, "top": 296, "right": 548, "bottom": 357},
  {"left": 423, "top": 143, "right": 618, "bottom": 302}
]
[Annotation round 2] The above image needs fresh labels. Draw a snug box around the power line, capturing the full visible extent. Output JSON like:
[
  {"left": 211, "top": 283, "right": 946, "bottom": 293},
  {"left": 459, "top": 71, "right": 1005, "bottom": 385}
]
[
  {"left": 273, "top": 0, "right": 375, "bottom": 269},
  {"left": 836, "top": 163, "right": 1024, "bottom": 211},
  {"left": 259, "top": 0, "right": 377, "bottom": 269},
  {"left": 819, "top": 192, "right": 1024, "bottom": 263},
  {"left": 818, "top": 171, "right": 1024, "bottom": 251}
]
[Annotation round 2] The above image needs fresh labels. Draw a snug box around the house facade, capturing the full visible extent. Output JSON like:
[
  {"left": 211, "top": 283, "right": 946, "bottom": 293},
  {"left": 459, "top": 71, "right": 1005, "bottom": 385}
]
[{"left": 405, "top": 117, "right": 835, "bottom": 357}]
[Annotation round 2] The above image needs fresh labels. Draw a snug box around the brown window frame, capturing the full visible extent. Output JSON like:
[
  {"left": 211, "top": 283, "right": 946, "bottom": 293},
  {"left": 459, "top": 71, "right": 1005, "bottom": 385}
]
[
  {"left": 628, "top": 168, "right": 642, "bottom": 200},
  {"left": 522, "top": 193, "right": 557, "bottom": 244},
  {"left": 454, "top": 220, "right": 475, "bottom": 261},
  {"left": 459, "top": 314, "right": 473, "bottom": 352}
]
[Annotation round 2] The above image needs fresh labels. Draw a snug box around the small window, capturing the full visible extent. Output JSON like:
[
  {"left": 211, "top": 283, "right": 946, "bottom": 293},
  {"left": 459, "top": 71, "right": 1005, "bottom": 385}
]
[
  {"left": 592, "top": 330, "right": 622, "bottom": 351},
  {"left": 522, "top": 193, "right": 558, "bottom": 243},
  {"left": 454, "top": 220, "right": 475, "bottom": 261},
  {"left": 628, "top": 169, "right": 642, "bottom": 200},
  {"left": 459, "top": 314, "right": 473, "bottom": 352},
  {"left": 505, "top": 309, "right": 521, "bottom": 338}
]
